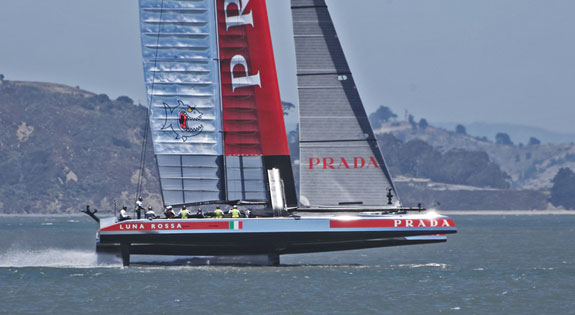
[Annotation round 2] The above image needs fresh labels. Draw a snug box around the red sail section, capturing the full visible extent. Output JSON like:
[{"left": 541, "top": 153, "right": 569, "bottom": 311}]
[{"left": 216, "top": 0, "right": 289, "bottom": 156}]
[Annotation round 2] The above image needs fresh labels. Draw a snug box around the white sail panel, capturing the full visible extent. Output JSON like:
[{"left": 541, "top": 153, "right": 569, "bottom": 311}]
[
  {"left": 140, "top": 0, "right": 224, "bottom": 205},
  {"left": 225, "top": 156, "right": 267, "bottom": 201}
]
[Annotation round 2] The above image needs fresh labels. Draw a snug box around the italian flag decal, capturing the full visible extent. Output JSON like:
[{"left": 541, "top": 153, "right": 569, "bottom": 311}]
[{"left": 229, "top": 221, "right": 243, "bottom": 230}]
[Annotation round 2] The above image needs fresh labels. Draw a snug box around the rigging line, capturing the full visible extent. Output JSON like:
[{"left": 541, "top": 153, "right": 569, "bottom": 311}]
[
  {"left": 136, "top": 0, "right": 166, "bottom": 202},
  {"left": 136, "top": 110, "right": 150, "bottom": 200}
]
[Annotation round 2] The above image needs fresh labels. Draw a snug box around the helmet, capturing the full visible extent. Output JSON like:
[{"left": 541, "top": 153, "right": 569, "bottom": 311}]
[
  {"left": 167, "top": 206, "right": 173, "bottom": 210},
  {"left": 122, "top": 206, "right": 127, "bottom": 210},
  {"left": 148, "top": 206, "right": 153, "bottom": 210},
  {"left": 138, "top": 197, "right": 143, "bottom": 201},
  {"left": 233, "top": 205, "right": 238, "bottom": 209},
  {"left": 182, "top": 205, "right": 187, "bottom": 209}
]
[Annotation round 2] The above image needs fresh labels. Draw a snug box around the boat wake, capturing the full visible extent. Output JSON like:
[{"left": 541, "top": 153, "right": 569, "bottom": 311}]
[
  {"left": 0, "top": 248, "right": 119, "bottom": 268},
  {"left": 396, "top": 263, "right": 449, "bottom": 269}
]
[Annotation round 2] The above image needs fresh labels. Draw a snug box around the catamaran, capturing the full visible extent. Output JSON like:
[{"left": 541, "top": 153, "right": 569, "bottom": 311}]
[{"left": 85, "top": 0, "right": 457, "bottom": 266}]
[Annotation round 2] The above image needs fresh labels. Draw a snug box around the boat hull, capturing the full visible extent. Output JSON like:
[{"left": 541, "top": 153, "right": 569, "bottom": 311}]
[{"left": 97, "top": 214, "right": 456, "bottom": 265}]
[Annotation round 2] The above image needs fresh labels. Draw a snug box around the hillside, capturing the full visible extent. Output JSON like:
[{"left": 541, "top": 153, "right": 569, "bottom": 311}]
[
  {"left": 377, "top": 122, "right": 575, "bottom": 190},
  {"left": 0, "top": 80, "right": 160, "bottom": 214},
  {"left": 435, "top": 122, "right": 575, "bottom": 144},
  {"left": 0, "top": 80, "right": 567, "bottom": 213}
]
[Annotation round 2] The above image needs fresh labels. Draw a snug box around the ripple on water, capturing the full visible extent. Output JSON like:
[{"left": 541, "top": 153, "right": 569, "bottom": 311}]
[{"left": 396, "top": 263, "right": 449, "bottom": 269}]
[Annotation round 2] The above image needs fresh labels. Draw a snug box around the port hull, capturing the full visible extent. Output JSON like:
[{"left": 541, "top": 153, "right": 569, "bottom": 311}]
[
  {"left": 98, "top": 231, "right": 450, "bottom": 256},
  {"left": 96, "top": 215, "right": 456, "bottom": 265}
]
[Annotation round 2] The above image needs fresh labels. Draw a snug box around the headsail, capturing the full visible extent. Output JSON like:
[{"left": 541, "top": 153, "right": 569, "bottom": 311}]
[
  {"left": 291, "top": 0, "right": 400, "bottom": 207},
  {"left": 140, "top": 0, "right": 297, "bottom": 207}
]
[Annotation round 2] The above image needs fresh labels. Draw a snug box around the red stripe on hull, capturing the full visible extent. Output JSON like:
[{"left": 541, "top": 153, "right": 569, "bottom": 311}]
[
  {"left": 101, "top": 221, "right": 238, "bottom": 232},
  {"left": 330, "top": 219, "right": 456, "bottom": 229}
]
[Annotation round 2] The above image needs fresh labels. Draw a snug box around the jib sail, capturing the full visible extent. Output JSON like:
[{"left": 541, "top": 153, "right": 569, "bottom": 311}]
[{"left": 291, "top": 0, "right": 400, "bottom": 207}]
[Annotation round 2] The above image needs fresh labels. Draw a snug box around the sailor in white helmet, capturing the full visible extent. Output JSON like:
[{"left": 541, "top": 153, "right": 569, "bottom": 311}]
[
  {"left": 145, "top": 206, "right": 157, "bottom": 220},
  {"left": 164, "top": 205, "right": 175, "bottom": 219},
  {"left": 135, "top": 196, "right": 144, "bottom": 219}
]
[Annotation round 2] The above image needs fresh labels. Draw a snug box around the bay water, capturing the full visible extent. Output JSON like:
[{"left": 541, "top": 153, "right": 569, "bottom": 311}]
[{"left": 0, "top": 215, "right": 573, "bottom": 314}]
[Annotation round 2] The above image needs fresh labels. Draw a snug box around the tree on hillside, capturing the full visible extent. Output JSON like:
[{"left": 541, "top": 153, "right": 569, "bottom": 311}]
[
  {"left": 116, "top": 96, "right": 134, "bottom": 104},
  {"left": 430, "top": 150, "right": 510, "bottom": 189},
  {"left": 397, "top": 139, "right": 435, "bottom": 176},
  {"left": 528, "top": 137, "right": 541, "bottom": 146},
  {"left": 94, "top": 94, "right": 111, "bottom": 103},
  {"left": 455, "top": 124, "right": 467, "bottom": 135},
  {"left": 287, "top": 124, "right": 299, "bottom": 164},
  {"left": 376, "top": 133, "right": 404, "bottom": 174},
  {"left": 282, "top": 101, "right": 295, "bottom": 116},
  {"left": 418, "top": 118, "right": 429, "bottom": 130},
  {"left": 377, "top": 133, "right": 510, "bottom": 188},
  {"left": 550, "top": 167, "right": 575, "bottom": 209},
  {"left": 408, "top": 114, "right": 417, "bottom": 130},
  {"left": 495, "top": 132, "right": 513, "bottom": 146},
  {"left": 369, "top": 106, "right": 397, "bottom": 128}
]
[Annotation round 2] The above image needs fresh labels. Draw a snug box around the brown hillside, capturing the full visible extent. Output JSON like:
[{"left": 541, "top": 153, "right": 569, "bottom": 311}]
[{"left": 0, "top": 81, "right": 160, "bottom": 214}]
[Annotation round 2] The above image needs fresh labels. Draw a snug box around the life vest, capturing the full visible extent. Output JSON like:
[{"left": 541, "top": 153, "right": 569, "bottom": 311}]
[
  {"left": 181, "top": 209, "right": 189, "bottom": 219},
  {"left": 231, "top": 209, "right": 240, "bottom": 218},
  {"left": 215, "top": 209, "right": 224, "bottom": 218}
]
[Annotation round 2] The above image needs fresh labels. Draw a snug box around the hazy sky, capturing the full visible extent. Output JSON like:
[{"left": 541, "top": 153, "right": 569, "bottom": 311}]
[{"left": 1, "top": 0, "right": 574, "bottom": 133}]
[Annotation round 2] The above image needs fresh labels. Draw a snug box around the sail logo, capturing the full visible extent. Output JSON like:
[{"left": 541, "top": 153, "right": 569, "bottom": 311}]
[
  {"left": 309, "top": 157, "right": 380, "bottom": 170},
  {"left": 222, "top": 0, "right": 261, "bottom": 91},
  {"left": 330, "top": 219, "right": 455, "bottom": 229},
  {"left": 161, "top": 100, "right": 204, "bottom": 142},
  {"left": 394, "top": 219, "right": 452, "bottom": 228},
  {"left": 118, "top": 223, "right": 183, "bottom": 230},
  {"left": 224, "top": 0, "right": 253, "bottom": 29}
]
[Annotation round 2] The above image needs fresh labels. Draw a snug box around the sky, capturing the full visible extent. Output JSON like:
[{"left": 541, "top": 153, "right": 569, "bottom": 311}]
[{"left": 1, "top": 0, "right": 574, "bottom": 134}]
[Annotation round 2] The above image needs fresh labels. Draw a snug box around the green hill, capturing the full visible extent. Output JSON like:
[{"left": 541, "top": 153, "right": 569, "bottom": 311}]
[
  {"left": 0, "top": 80, "right": 566, "bottom": 212},
  {"left": 0, "top": 80, "right": 160, "bottom": 214},
  {"left": 377, "top": 121, "right": 575, "bottom": 191}
]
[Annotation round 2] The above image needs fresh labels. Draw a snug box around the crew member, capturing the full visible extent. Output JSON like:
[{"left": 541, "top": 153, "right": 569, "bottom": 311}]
[
  {"left": 244, "top": 208, "right": 252, "bottom": 218},
  {"left": 229, "top": 205, "right": 240, "bottom": 218},
  {"left": 145, "top": 206, "right": 156, "bottom": 220},
  {"left": 178, "top": 205, "right": 189, "bottom": 219},
  {"left": 135, "top": 197, "right": 144, "bottom": 219},
  {"left": 195, "top": 208, "right": 204, "bottom": 218},
  {"left": 119, "top": 206, "right": 131, "bottom": 221},
  {"left": 214, "top": 206, "right": 224, "bottom": 219},
  {"left": 164, "top": 206, "right": 175, "bottom": 219}
]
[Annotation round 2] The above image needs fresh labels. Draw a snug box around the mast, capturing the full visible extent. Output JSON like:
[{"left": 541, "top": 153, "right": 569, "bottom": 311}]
[{"left": 291, "top": 0, "right": 400, "bottom": 207}]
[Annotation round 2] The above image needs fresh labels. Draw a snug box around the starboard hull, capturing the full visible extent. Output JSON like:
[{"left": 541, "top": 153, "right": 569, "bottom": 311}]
[{"left": 96, "top": 214, "right": 457, "bottom": 266}]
